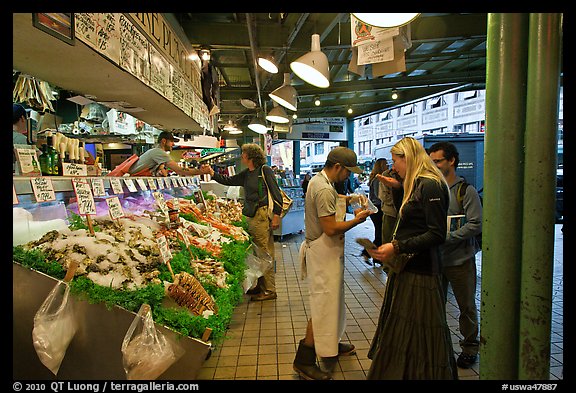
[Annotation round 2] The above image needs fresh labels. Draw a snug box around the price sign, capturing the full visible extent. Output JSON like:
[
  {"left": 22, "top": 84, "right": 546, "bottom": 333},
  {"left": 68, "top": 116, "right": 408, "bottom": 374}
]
[
  {"left": 177, "top": 177, "right": 185, "bottom": 187},
  {"left": 13, "top": 184, "right": 19, "bottom": 205},
  {"left": 156, "top": 177, "right": 165, "bottom": 189},
  {"left": 62, "top": 162, "right": 88, "bottom": 176},
  {"left": 110, "top": 177, "right": 124, "bottom": 194},
  {"left": 147, "top": 178, "right": 157, "bottom": 190},
  {"left": 136, "top": 178, "right": 148, "bottom": 191},
  {"left": 106, "top": 196, "right": 125, "bottom": 219},
  {"left": 72, "top": 177, "right": 97, "bottom": 215},
  {"left": 91, "top": 178, "right": 106, "bottom": 197},
  {"left": 176, "top": 227, "right": 190, "bottom": 247},
  {"left": 152, "top": 191, "right": 168, "bottom": 214},
  {"left": 123, "top": 178, "right": 138, "bottom": 192},
  {"left": 172, "top": 198, "right": 180, "bottom": 211},
  {"left": 156, "top": 235, "right": 173, "bottom": 263},
  {"left": 171, "top": 177, "right": 179, "bottom": 188},
  {"left": 30, "top": 177, "right": 56, "bottom": 202}
]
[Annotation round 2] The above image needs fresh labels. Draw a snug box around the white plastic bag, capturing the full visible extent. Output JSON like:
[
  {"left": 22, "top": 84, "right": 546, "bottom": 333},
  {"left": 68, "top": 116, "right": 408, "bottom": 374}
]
[
  {"left": 349, "top": 188, "right": 379, "bottom": 214},
  {"left": 32, "top": 281, "right": 78, "bottom": 375},
  {"left": 121, "top": 304, "right": 184, "bottom": 380},
  {"left": 242, "top": 242, "right": 273, "bottom": 293}
]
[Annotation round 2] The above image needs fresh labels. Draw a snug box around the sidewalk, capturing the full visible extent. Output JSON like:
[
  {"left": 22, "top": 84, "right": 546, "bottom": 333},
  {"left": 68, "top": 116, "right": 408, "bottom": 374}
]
[{"left": 197, "top": 221, "right": 563, "bottom": 380}]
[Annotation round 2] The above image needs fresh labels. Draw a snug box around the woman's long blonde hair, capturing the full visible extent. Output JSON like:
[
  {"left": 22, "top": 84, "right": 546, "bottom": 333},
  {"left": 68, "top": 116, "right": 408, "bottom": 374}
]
[{"left": 391, "top": 137, "right": 448, "bottom": 216}]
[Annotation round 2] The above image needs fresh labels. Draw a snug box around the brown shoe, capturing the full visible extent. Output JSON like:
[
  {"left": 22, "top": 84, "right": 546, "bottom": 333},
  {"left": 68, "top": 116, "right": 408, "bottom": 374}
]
[
  {"left": 338, "top": 342, "right": 356, "bottom": 356},
  {"left": 251, "top": 291, "right": 277, "bottom": 301}
]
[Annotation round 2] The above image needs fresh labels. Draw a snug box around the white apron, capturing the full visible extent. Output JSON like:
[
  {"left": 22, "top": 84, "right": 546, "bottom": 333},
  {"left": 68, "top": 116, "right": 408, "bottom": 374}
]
[{"left": 299, "top": 196, "right": 347, "bottom": 357}]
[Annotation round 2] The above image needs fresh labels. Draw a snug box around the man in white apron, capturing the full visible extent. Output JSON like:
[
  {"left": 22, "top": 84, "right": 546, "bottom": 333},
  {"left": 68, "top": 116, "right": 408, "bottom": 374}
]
[{"left": 294, "top": 147, "right": 372, "bottom": 380}]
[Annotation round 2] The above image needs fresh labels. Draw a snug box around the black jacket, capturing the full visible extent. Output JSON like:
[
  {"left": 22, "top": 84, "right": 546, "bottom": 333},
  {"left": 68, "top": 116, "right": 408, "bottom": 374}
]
[{"left": 394, "top": 177, "right": 449, "bottom": 275}]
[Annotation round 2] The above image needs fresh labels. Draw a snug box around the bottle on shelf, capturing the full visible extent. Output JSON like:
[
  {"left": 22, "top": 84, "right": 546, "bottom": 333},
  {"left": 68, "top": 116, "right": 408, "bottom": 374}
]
[
  {"left": 48, "top": 133, "right": 60, "bottom": 176},
  {"left": 38, "top": 141, "right": 52, "bottom": 176}
]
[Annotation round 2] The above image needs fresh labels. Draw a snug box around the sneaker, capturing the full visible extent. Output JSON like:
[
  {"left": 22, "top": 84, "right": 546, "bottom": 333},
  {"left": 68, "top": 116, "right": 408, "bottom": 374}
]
[
  {"left": 251, "top": 291, "right": 277, "bottom": 301},
  {"left": 457, "top": 352, "right": 478, "bottom": 368},
  {"left": 338, "top": 342, "right": 356, "bottom": 356}
]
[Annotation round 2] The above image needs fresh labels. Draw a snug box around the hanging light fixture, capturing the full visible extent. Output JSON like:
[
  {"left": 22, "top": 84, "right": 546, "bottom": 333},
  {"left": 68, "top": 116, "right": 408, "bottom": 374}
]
[
  {"left": 314, "top": 96, "right": 321, "bottom": 106},
  {"left": 248, "top": 113, "right": 268, "bottom": 134},
  {"left": 266, "top": 102, "right": 290, "bottom": 124},
  {"left": 199, "top": 47, "right": 211, "bottom": 62},
  {"left": 229, "top": 128, "right": 243, "bottom": 135},
  {"left": 347, "top": 106, "right": 353, "bottom": 114},
  {"left": 351, "top": 13, "right": 421, "bottom": 28},
  {"left": 257, "top": 55, "right": 279, "bottom": 73},
  {"left": 269, "top": 73, "right": 298, "bottom": 111},
  {"left": 391, "top": 89, "right": 399, "bottom": 100},
  {"left": 290, "top": 34, "right": 330, "bottom": 88}
]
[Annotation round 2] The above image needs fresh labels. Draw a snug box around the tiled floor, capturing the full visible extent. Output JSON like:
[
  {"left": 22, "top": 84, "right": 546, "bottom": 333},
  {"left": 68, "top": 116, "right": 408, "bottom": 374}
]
[{"left": 197, "top": 221, "right": 564, "bottom": 380}]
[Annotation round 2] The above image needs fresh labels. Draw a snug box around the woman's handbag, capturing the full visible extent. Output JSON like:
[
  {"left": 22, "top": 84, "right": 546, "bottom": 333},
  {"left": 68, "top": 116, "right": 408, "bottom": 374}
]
[
  {"left": 384, "top": 217, "right": 416, "bottom": 274},
  {"left": 261, "top": 166, "right": 293, "bottom": 220}
]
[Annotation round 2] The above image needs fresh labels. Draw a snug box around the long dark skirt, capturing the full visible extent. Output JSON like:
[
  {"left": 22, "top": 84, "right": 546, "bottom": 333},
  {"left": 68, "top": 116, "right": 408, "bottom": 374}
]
[{"left": 367, "top": 271, "right": 458, "bottom": 380}]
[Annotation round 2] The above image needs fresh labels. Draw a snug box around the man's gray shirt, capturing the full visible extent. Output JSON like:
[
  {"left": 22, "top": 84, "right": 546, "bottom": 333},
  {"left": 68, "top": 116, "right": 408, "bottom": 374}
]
[{"left": 441, "top": 176, "right": 482, "bottom": 267}]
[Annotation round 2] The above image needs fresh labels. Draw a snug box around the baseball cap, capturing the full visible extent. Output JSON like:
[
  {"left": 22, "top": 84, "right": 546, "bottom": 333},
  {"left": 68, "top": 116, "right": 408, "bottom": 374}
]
[
  {"left": 13, "top": 103, "right": 27, "bottom": 123},
  {"left": 157, "top": 131, "right": 180, "bottom": 143},
  {"left": 327, "top": 146, "right": 363, "bottom": 174}
]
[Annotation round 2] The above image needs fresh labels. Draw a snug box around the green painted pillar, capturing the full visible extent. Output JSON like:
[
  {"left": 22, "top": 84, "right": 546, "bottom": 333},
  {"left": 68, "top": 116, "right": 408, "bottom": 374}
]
[
  {"left": 480, "top": 13, "right": 529, "bottom": 379},
  {"left": 519, "top": 13, "right": 563, "bottom": 380}
]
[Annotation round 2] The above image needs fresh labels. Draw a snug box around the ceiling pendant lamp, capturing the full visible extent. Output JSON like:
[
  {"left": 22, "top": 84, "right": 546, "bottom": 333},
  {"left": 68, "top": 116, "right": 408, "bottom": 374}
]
[
  {"left": 266, "top": 102, "right": 290, "bottom": 124},
  {"left": 257, "top": 55, "right": 279, "bottom": 74},
  {"left": 290, "top": 34, "right": 330, "bottom": 88},
  {"left": 229, "top": 128, "right": 243, "bottom": 135},
  {"left": 269, "top": 73, "right": 298, "bottom": 111},
  {"left": 248, "top": 113, "right": 268, "bottom": 134},
  {"left": 351, "top": 13, "right": 420, "bottom": 28}
]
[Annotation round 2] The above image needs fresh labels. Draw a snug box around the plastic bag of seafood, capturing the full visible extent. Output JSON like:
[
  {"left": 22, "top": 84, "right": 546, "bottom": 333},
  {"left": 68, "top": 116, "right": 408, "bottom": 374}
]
[
  {"left": 121, "top": 304, "right": 184, "bottom": 380},
  {"left": 32, "top": 280, "right": 78, "bottom": 375}
]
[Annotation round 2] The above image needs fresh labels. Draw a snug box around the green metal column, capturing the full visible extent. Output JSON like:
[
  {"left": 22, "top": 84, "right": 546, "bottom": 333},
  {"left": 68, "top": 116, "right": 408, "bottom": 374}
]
[
  {"left": 480, "top": 13, "right": 529, "bottom": 379},
  {"left": 519, "top": 13, "right": 563, "bottom": 379},
  {"left": 293, "top": 140, "right": 301, "bottom": 176}
]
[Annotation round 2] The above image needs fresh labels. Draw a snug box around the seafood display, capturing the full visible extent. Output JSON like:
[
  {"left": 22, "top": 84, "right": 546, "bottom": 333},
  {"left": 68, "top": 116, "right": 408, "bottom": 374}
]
[{"left": 203, "top": 198, "right": 243, "bottom": 224}]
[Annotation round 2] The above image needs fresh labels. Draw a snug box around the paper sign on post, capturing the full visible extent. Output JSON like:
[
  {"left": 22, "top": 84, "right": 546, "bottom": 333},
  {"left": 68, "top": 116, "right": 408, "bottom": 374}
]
[
  {"left": 176, "top": 227, "right": 190, "bottom": 247},
  {"left": 62, "top": 163, "right": 88, "bottom": 177},
  {"left": 106, "top": 196, "right": 125, "bottom": 220},
  {"left": 156, "top": 177, "right": 165, "bottom": 189},
  {"left": 147, "top": 178, "right": 157, "bottom": 190},
  {"left": 123, "top": 178, "right": 138, "bottom": 193},
  {"left": 136, "top": 178, "right": 148, "bottom": 191},
  {"left": 152, "top": 191, "right": 169, "bottom": 214},
  {"left": 91, "top": 178, "right": 106, "bottom": 197},
  {"left": 156, "top": 235, "right": 173, "bottom": 263},
  {"left": 72, "top": 177, "right": 97, "bottom": 215},
  {"left": 31, "top": 177, "right": 56, "bottom": 202},
  {"left": 110, "top": 177, "right": 124, "bottom": 194}
]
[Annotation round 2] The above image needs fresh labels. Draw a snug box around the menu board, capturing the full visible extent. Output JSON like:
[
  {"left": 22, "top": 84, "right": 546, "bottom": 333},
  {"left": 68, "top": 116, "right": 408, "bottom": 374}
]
[
  {"left": 182, "top": 81, "right": 194, "bottom": 118},
  {"left": 96, "top": 13, "right": 121, "bottom": 64},
  {"left": 149, "top": 44, "right": 170, "bottom": 97},
  {"left": 75, "top": 13, "right": 98, "bottom": 49},
  {"left": 169, "top": 65, "right": 185, "bottom": 111},
  {"left": 119, "top": 14, "right": 150, "bottom": 85}
]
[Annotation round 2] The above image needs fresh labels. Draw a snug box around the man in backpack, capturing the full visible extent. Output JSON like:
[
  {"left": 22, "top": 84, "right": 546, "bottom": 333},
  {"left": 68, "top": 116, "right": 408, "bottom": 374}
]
[{"left": 428, "top": 142, "right": 482, "bottom": 369}]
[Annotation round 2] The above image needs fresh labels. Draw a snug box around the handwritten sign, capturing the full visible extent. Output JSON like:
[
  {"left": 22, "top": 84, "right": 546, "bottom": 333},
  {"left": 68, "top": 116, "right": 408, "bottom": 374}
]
[
  {"left": 72, "top": 178, "right": 96, "bottom": 215},
  {"left": 119, "top": 14, "right": 150, "bottom": 84},
  {"left": 106, "top": 196, "right": 125, "bottom": 220},
  {"left": 171, "top": 198, "right": 180, "bottom": 211},
  {"left": 31, "top": 177, "right": 56, "bottom": 202},
  {"left": 152, "top": 191, "right": 168, "bottom": 214},
  {"left": 62, "top": 162, "right": 88, "bottom": 176},
  {"left": 110, "top": 177, "right": 124, "bottom": 194},
  {"left": 124, "top": 178, "right": 138, "bottom": 193},
  {"left": 147, "top": 178, "right": 157, "bottom": 190},
  {"left": 156, "top": 235, "right": 173, "bottom": 263},
  {"left": 96, "top": 13, "right": 121, "bottom": 65},
  {"left": 136, "top": 178, "right": 148, "bottom": 191},
  {"left": 357, "top": 37, "right": 395, "bottom": 65},
  {"left": 156, "top": 177, "right": 165, "bottom": 189},
  {"left": 91, "top": 178, "right": 107, "bottom": 197},
  {"left": 75, "top": 13, "right": 98, "bottom": 49},
  {"left": 176, "top": 227, "right": 190, "bottom": 247},
  {"left": 171, "top": 177, "right": 180, "bottom": 188}
]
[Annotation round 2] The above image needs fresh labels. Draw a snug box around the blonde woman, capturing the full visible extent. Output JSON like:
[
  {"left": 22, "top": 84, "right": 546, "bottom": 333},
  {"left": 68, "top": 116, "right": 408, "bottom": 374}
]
[{"left": 366, "top": 137, "right": 458, "bottom": 379}]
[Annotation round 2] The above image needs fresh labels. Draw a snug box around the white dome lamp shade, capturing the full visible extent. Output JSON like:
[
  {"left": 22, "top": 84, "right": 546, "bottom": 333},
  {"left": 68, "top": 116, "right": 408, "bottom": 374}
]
[
  {"left": 257, "top": 55, "right": 279, "bottom": 74},
  {"left": 266, "top": 102, "right": 290, "bottom": 124},
  {"left": 248, "top": 114, "right": 268, "bottom": 134},
  {"left": 269, "top": 73, "right": 298, "bottom": 111},
  {"left": 351, "top": 13, "right": 420, "bottom": 28},
  {"left": 290, "top": 34, "right": 330, "bottom": 88}
]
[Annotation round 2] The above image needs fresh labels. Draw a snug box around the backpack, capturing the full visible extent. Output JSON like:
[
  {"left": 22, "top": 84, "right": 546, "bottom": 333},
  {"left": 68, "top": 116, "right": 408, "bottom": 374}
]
[{"left": 456, "top": 182, "right": 483, "bottom": 253}]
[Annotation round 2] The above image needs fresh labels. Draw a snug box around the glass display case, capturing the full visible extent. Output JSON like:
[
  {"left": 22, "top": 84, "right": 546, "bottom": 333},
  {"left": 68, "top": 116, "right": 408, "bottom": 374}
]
[
  {"left": 273, "top": 186, "right": 305, "bottom": 238},
  {"left": 13, "top": 175, "right": 215, "bottom": 379}
]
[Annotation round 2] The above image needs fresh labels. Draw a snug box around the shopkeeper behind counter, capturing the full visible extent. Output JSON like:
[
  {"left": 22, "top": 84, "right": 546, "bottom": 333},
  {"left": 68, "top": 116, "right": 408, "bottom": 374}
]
[{"left": 128, "top": 131, "right": 211, "bottom": 177}]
